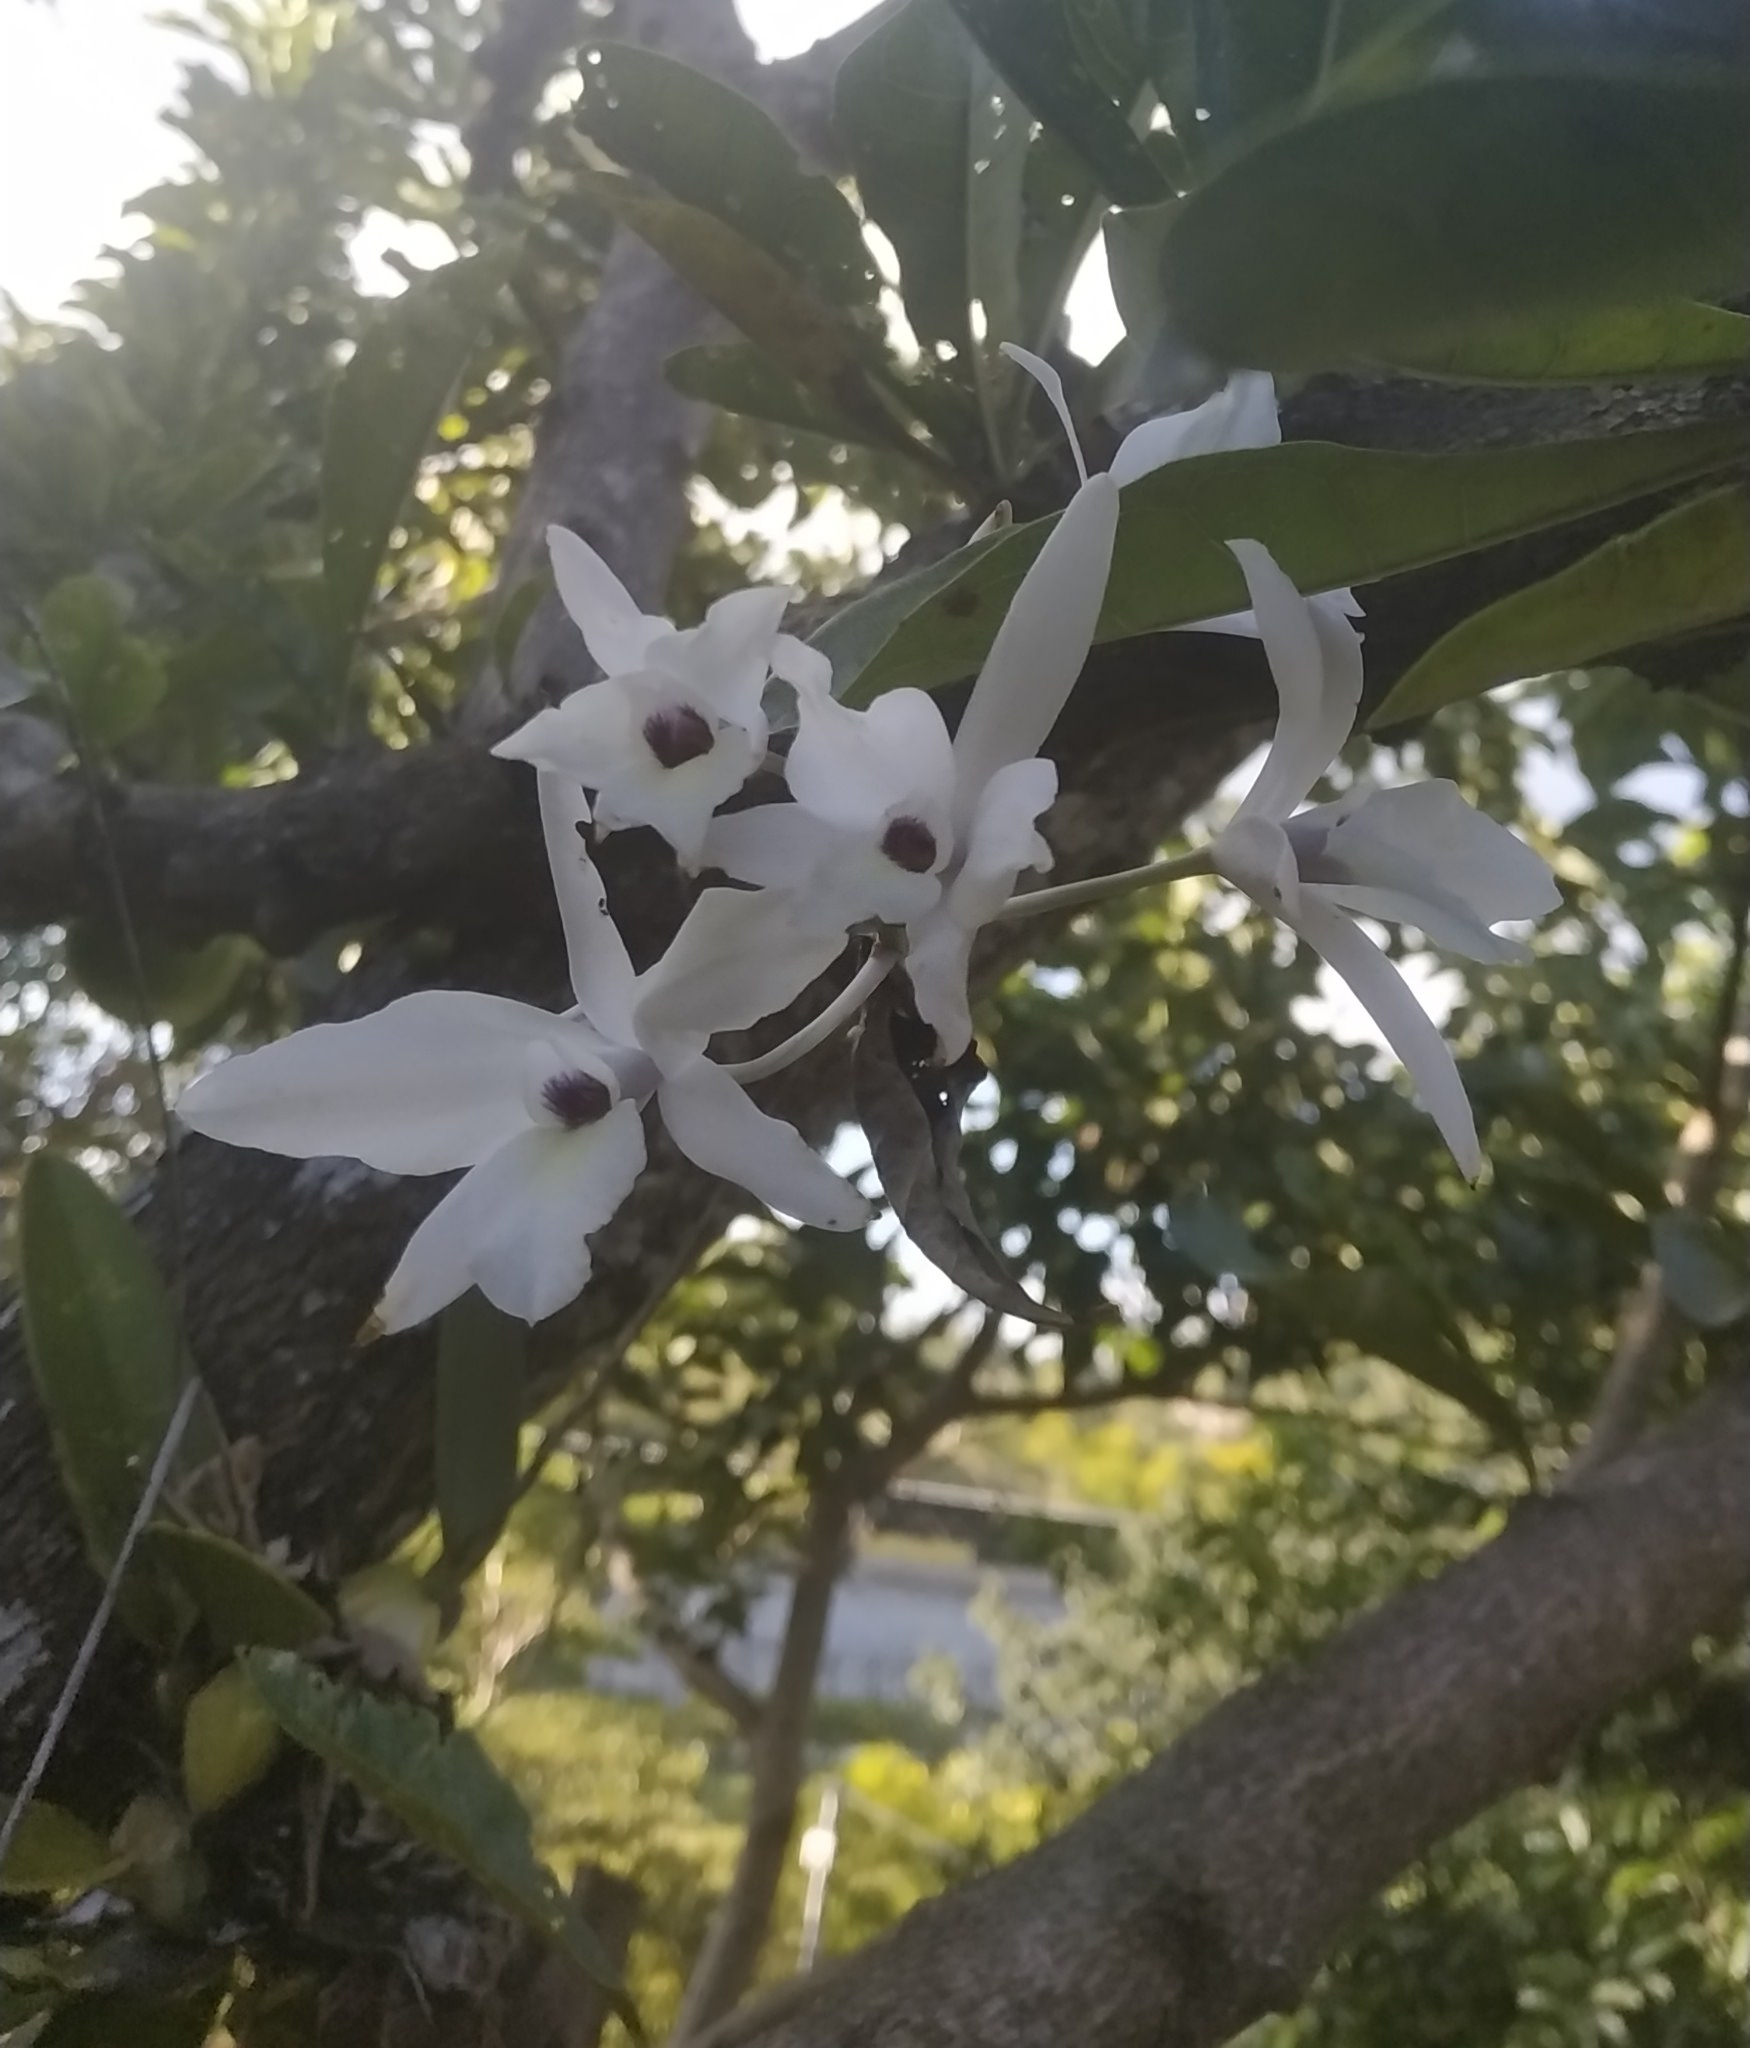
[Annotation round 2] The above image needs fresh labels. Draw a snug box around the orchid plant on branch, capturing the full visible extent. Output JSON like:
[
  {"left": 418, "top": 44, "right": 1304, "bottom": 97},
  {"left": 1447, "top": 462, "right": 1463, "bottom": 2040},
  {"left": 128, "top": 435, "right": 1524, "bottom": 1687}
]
[{"left": 179, "top": 355, "right": 1558, "bottom": 1330}]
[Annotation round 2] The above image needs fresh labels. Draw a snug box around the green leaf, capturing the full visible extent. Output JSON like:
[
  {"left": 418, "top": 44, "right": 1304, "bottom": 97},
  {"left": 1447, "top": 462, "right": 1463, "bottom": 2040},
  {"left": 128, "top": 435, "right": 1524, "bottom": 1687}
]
[
  {"left": 17, "top": 1156, "right": 224, "bottom": 1626},
  {"left": 321, "top": 247, "right": 513, "bottom": 662},
  {"left": 568, "top": 165, "right": 917, "bottom": 457},
  {"left": 1158, "top": 73, "right": 1750, "bottom": 370},
  {"left": 132, "top": 1526, "right": 330, "bottom": 1653},
  {"left": 0, "top": 1802, "right": 122, "bottom": 1897},
  {"left": 821, "top": 417, "right": 1750, "bottom": 702},
  {"left": 836, "top": 1, "right": 976, "bottom": 354},
  {"left": 66, "top": 924, "right": 259, "bottom": 1037},
  {"left": 435, "top": 1291, "right": 527, "bottom": 1583},
  {"left": 944, "top": 0, "right": 1170, "bottom": 204},
  {"left": 665, "top": 341, "right": 905, "bottom": 453},
  {"left": 1381, "top": 301, "right": 1750, "bottom": 385},
  {"left": 1374, "top": 487, "right": 1750, "bottom": 727},
  {"left": 37, "top": 574, "right": 166, "bottom": 747},
  {"left": 1652, "top": 1212, "right": 1750, "bottom": 1329},
  {"left": 575, "top": 42, "right": 878, "bottom": 311},
  {"left": 243, "top": 1652, "right": 631, "bottom": 2002}
]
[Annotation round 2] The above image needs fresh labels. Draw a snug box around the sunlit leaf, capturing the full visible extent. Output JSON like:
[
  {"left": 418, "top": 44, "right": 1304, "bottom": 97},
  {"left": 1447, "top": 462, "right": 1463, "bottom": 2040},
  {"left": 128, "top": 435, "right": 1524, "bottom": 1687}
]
[
  {"left": 244, "top": 1652, "right": 632, "bottom": 2001},
  {"left": 1381, "top": 301, "right": 1750, "bottom": 385},
  {"left": 37, "top": 573, "right": 165, "bottom": 747},
  {"left": 1374, "top": 487, "right": 1750, "bottom": 727},
  {"left": 320, "top": 246, "right": 512, "bottom": 665},
  {"left": 181, "top": 1664, "right": 281, "bottom": 1816},
  {"left": 567, "top": 165, "right": 917, "bottom": 456},
  {"left": 435, "top": 1290, "right": 527, "bottom": 1584},
  {"left": 0, "top": 1802, "right": 122, "bottom": 1898},
  {"left": 575, "top": 42, "right": 878, "bottom": 310},
  {"left": 1157, "top": 73, "right": 1750, "bottom": 370},
  {"left": 821, "top": 419, "right": 1750, "bottom": 702}
]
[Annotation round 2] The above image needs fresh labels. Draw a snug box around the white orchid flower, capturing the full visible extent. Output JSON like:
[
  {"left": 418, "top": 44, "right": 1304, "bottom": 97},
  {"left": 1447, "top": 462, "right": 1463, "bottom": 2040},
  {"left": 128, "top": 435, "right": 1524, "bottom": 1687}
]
[
  {"left": 1207, "top": 539, "right": 1560, "bottom": 1178},
  {"left": 179, "top": 777, "right": 868, "bottom": 1331},
  {"left": 706, "top": 356, "right": 1129, "bottom": 1059},
  {"left": 492, "top": 525, "right": 800, "bottom": 868}
]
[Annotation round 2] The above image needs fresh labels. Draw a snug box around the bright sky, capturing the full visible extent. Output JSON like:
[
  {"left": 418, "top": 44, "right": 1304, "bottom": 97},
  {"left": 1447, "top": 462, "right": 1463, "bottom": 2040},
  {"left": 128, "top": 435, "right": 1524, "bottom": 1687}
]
[{"left": 0, "top": 0, "right": 890, "bottom": 317}]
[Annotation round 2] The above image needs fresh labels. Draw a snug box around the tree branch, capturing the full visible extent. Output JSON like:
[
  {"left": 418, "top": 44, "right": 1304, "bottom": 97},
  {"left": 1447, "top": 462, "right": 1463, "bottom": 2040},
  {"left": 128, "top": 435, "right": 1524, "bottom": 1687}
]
[
  {"left": 698, "top": 1365, "right": 1750, "bottom": 2048},
  {"left": 1570, "top": 887, "right": 1750, "bottom": 1476}
]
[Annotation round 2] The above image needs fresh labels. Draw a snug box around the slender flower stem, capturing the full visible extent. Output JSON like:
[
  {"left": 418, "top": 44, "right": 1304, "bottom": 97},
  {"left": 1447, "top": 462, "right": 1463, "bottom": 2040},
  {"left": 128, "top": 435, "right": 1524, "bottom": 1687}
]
[
  {"left": 995, "top": 847, "right": 1216, "bottom": 923},
  {"left": 725, "top": 947, "right": 897, "bottom": 1083}
]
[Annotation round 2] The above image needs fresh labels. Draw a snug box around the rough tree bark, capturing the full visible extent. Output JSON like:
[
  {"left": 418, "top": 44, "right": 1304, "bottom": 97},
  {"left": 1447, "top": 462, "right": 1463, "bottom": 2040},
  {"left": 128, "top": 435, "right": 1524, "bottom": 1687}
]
[{"left": 696, "top": 1363, "right": 1750, "bottom": 2048}]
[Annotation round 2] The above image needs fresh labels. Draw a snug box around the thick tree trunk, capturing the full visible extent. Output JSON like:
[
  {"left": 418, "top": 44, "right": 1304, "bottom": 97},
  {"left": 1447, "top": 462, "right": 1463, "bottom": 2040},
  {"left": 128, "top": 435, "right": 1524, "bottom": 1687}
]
[
  {"left": 672, "top": 1499, "right": 854, "bottom": 2041},
  {"left": 697, "top": 1364, "right": 1750, "bottom": 2048}
]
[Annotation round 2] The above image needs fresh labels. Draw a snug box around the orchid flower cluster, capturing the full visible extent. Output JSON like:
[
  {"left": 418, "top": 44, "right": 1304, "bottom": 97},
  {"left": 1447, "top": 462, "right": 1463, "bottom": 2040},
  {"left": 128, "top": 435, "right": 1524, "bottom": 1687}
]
[{"left": 180, "top": 349, "right": 1558, "bottom": 1333}]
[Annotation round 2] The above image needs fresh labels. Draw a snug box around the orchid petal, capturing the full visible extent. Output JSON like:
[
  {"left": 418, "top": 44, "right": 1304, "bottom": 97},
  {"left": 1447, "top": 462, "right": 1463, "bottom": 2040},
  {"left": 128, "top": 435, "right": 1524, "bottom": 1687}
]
[
  {"left": 1184, "top": 584, "right": 1364, "bottom": 641},
  {"left": 950, "top": 477, "right": 1119, "bottom": 815},
  {"left": 1306, "top": 882, "right": 1530, "bottom": 963},
  {"left": 788, "top": 686, "right": 956, "bottom": 833},
  {"left": 1285, "top": 895, "right": 1483, "bottom": 1180},
  {"left": 704, "top": 804, "right": 842, "bottom": 889},
  {"left": 771, "top": 632, "right": 833, "bottom": 697},
  {"left": 376, "top": 1107, "right": 647, "bottom": 1331},
  {"left": 1210, "top": 813, "right": 1303, "bottom": 919},
  {"left": 999, "top": 342, "right": 1087, "bottom": 483},
  {"left": 1109, "top": 370, "right": 1280, "bottom": 486},
  {"left": 178, "top": 993, "right": 595, "bottom": 1175},
  {"left": 493, "top": 686, "right": 643, "bottom": 790},
  {"left": 946, "top": 754, "right": 1058, "bottom": 926},
  {"left": 634, "top": 886, "right": 849, "bottom": 1047},
  {"left": 657, "top": 1055, "right": 870, "bottom": 1230},
  {"left": 904, "top": 915, "right": 979, "bottom": 1061},
  {"left": 1321, "top": 782, "right": 1562, "bottom": 923},
  {"left": 536, "top": 772, "right": 640, "bottom": 1037},
  {"left": 1228, "top": 539, "right": 1362, "bottom": 824},
  {"left": 547, "top": 525, "right": 667, "bottom": 675},
  {"left": 658, "top": 584, "right": 794, "bottom": 729}
]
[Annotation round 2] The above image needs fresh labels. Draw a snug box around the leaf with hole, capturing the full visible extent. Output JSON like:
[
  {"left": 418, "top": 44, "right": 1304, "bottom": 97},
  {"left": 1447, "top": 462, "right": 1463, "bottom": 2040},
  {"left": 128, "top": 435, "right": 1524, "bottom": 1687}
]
[
  {"left": 244, "top": 1652, "right": 632, "bottom": 2002},
  {"left": 819, "top": 417, "right": 1750, "bottom": 702},
  {"left": 1374, "top": 487, "right": 1750, "bottom": 727},
  {"left": 1157, "top": 73, "right": 1750, "bottom": 370}
]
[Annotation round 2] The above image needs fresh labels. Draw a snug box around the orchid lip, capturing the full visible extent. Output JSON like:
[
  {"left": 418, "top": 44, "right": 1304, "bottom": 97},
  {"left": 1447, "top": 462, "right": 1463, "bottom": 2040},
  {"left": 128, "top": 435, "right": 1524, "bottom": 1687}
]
[
  {"left": 540, "top": 1069, "right": 614, "bottom": 1128},
  {"left": 881, "top": 815, "right": 939, "bottom": 874},
  {"left": 642, "top": 704, "right": 715, "bottom": 769}
]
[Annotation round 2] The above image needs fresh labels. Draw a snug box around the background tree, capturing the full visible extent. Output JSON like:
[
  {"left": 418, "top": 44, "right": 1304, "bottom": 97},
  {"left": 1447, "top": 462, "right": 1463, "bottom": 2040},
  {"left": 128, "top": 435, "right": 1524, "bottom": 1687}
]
[{"left": 1, "top": 1, "right": 1747, "bottom": 2044}]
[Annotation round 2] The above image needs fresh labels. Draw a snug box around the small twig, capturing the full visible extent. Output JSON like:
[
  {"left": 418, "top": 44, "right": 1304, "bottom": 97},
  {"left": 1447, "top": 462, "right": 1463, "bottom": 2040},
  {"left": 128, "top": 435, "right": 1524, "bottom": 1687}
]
[
  {"left": 0, "top": 1377, "right": 202, "bottom": 1882},
  {"left": 1570, "top": 884, "right": 1750, "bottom": 1478},
  {"left": 994, "top": 847, "right": 1214, "bottom": 924},
  {"left": 725, "top": 945, "right": 897, "bottom": 1083}
]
